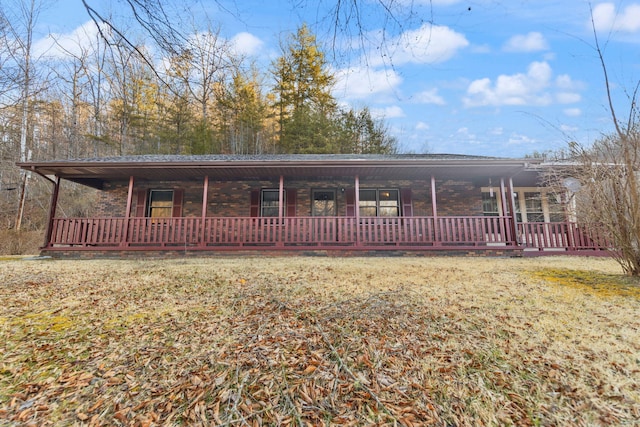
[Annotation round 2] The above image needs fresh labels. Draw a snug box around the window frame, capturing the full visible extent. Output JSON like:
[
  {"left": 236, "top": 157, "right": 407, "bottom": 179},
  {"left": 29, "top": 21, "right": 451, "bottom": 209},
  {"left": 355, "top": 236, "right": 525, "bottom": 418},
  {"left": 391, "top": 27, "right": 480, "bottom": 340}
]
[
  {"left": 481, "top": 187, "right": 567, "bottom": 223},
  {"left": 311, "top": 189, "right": 337, "bottom": 217},
  {"left": 358, "top": 188, "right": 400, "bottom": 217},
  {"left": 524, "top": 192, "right": 544, "bottom": 223},
  {"left": 260, "top": 189, "right": 284, "bottom": 217},
  {"left": 147, "top": 189, "right": 174, "bottom": 218}
]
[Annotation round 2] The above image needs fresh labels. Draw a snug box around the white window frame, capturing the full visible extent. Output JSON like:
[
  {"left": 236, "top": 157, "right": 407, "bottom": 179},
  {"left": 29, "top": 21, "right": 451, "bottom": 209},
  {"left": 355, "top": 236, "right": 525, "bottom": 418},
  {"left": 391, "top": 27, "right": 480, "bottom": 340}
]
[{"left": 480, "top": 187, "right": 567, "bottom": 223}]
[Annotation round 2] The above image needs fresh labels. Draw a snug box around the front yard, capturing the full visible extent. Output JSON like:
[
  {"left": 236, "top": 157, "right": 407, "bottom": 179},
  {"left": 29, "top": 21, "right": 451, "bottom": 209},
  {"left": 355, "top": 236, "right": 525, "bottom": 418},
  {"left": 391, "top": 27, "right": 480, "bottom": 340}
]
[{"left": 0, "top": 256, "right": 638, "bottom": 426}]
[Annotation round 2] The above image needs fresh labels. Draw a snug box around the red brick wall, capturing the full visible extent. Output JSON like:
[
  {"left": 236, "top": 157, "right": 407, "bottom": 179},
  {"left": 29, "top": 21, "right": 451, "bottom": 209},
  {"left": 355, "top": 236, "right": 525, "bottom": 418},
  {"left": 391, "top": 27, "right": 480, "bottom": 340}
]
[
  {"left": 435, "top": 179, "right": 484, "bottom": 216},
  {"left": 94, "top": 181, "right": 128, "bottom": 217},
  {"left": 92, "top": 177, "right": 484, "bottom": 218}
]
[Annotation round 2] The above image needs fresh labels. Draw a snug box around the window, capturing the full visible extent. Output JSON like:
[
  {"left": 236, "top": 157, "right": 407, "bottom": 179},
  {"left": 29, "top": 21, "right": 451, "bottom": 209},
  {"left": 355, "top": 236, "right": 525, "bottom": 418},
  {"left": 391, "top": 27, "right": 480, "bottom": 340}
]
[
  {"left": 524, "top": 192, "right": 544, "bottom": 222},
  {"left": 482, "top": 192, "right": 499, "bottom": 216},
  {"left": 261, "top": 189, "right": 283, "bottom": 217},
  {"left": 359, "top": 189, "right": 400, "bottom": 217},
  {"left": 481, "top": 187, "right": 568, "bottom": 223},
  {"left": 312, "top": 190, "right": 336, "bottom": 216},
  {"left": 148, "top": 190, "right": 173, "bottom": 218},
  {"left": 548, "top": 193, "right": 565, "bottom": 222}
]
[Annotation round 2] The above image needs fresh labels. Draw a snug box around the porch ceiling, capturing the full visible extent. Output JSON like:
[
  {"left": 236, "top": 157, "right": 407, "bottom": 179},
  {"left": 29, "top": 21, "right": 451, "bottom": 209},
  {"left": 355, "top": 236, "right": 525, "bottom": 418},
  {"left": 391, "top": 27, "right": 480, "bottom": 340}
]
[{"left": 18, "top": 155, "right": 544, "bottom": 189}]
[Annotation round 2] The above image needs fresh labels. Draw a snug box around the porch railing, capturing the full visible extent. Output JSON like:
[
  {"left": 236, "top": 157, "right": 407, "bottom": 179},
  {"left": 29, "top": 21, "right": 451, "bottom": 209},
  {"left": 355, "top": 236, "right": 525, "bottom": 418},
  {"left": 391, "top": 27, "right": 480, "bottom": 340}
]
[
  {"left": 48, "top": 215, "right": 518, "bottom": 249},
  {"left": 517, "top": 222, "right": 611, "bottom": 251}
]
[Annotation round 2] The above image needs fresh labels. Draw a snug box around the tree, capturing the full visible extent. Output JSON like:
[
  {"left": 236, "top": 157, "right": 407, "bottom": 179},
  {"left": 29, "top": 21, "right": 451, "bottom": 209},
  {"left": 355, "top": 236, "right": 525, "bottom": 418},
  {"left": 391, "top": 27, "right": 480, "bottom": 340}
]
[
  {"left": 565, "top": 129, "right": 640, "bottom": 275},
  {"left": 338, "top": 107, "right": 397, "bottom": 154},
  {"left": 272, "top": 24, "right": 337, "bottom": 153},
  {"left": 551, "top": 12, "right": 640, "bottom": 275},
  {"left": 52, "top": 25, "right": 112, "bottom": 157},
  {"left": 0, "top": 0, "right": 47, "bottom": 229},
  {"left": 80, "top": 0, "right": 427, "bottom": 71},
  {"left": 216, "top": 66, "right": 271, "bottom": 154},
  {"left": 104, "top": 40, "right": 157, "bottom": 155}
]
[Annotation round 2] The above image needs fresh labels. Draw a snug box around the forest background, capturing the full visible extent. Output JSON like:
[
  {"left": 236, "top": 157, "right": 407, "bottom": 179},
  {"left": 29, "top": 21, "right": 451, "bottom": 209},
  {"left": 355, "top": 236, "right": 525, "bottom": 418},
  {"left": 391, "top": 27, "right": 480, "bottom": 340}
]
[{"left": 0, "top": 1, "right": 399, "bottom": 251}]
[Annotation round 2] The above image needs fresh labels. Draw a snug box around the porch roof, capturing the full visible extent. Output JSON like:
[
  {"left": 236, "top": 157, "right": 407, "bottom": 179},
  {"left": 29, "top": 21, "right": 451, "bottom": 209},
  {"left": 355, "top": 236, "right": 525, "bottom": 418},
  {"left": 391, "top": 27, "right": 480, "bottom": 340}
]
[{"left": 18, "top": 154, "right": 545, "bottom": 189}]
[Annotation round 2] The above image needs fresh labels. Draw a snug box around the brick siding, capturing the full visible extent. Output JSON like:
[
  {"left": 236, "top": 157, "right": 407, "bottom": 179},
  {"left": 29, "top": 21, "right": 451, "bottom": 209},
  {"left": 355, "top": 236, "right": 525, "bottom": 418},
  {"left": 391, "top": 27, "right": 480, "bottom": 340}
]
[{"left": 92, "top": 177, "right": 484, "bottom": 218}]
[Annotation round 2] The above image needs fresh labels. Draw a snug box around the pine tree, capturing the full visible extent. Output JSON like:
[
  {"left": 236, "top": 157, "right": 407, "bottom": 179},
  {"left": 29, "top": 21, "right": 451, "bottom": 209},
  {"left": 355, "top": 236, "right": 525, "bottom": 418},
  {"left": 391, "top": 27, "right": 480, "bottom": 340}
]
[{"left": 271, "top": 24, "right": 337, "bottom": 153}]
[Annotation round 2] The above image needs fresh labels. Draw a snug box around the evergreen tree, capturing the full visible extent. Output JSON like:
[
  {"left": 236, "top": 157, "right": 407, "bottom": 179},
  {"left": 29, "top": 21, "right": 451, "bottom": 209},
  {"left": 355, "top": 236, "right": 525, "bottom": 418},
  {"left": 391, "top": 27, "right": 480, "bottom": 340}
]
[
  {"left": 271, "top": 24, "right": 337, "bottom": 153},
  {"left": 338, "top": 107, "right": 398, "bottom": 154}
]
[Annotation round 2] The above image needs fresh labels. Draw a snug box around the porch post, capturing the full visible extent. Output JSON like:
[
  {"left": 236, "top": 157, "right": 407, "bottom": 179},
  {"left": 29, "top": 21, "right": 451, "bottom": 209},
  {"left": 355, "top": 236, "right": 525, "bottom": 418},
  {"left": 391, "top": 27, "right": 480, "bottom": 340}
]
[
  {"left": 431, "top": 175, "right": 439, "bottom": 245},
  {"left": 200, "top": 175, "right": 209, "bottom": 247},
  {"left": 121, "top": 176, "right": 134, "bottom": 247},
  {"left": 201, "top": 175, "right": 209, "bottom": 218},
  {"left": 278, "top": 175, "right": 284, "bottom": 219},
  {"left": 500, "top": 178, "right": 508, "bottom": 243},
  {"left": 278, "top": 175, "right": 284, "bottom": 246},
  {"left": 43, "top": 176, "right": 60, "bottom": 248},
  {"left": 507, "top": 177, "right": 519, "bottom": 246},
  {"left": 499, "top": 178, "right": 508, "bottom": 218},
  {"left": 354, "top": 175, "right": 360, "bottom": 246}
]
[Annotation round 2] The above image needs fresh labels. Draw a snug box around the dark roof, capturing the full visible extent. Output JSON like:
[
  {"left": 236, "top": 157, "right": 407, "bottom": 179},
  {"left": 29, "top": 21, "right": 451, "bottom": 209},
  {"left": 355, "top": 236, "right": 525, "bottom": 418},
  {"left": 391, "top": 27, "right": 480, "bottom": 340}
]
[
  {"left": 39, "top": 153, "right": 508, "bottom": 163},
  {"left": 18, "top": 153, "right": 544, "bottom": 189}
]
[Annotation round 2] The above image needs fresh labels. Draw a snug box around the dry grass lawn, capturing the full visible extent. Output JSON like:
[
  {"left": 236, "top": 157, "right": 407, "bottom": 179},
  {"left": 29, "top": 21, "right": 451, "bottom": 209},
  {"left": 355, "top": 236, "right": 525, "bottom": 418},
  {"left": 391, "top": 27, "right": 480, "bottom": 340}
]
[{"left": 0, "top": 256, "right": 639, "bottom": 426}]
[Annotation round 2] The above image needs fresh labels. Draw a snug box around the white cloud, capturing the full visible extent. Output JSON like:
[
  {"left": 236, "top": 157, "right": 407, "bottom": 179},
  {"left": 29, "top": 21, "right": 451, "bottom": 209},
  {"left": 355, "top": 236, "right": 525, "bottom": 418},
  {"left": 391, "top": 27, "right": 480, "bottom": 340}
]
[
  {"left": 416, "top": 121, "right": 430, "bottom": 130},
  {"left": 33, "top": 21, "right": 103, "bottom": 59},
  {"left": 370, "top": 23, "right": 468, "bottom": 67},
  {"left": 561, "top": 124, "right": 579, "bottom": 132},
  {"left": 503, "top": 32, "right": 549, "bottom": 52},
  {"left": 371, "top": 105, "right": 405, "bottom": 119},
  {"left": 556, "top": 92, "right": 581, "bottom": 104},
  {"left": 413, "top": 88, "right": 446, "bottom": 105},
  {"left": 463, "top": 61, "right": 554, "bottom": 107},
  {"left": 507, "top": 133, "right": 536, "bottom": 146},
  {"left": 471, "top": 44, "right": 492, "bottom": 54},
  {"left": 333, "top": 66, "right": 402, "bottom": 100},
  {"left": 555, "top": 74, "right": 582, "bottom": 91},
  {"left": 230, "top": 32, "right": 263, "bottom": 56},
  {"left": 593, "top": 2, "right": 640, "bottom": 33},
  {"left": 563, "top": 108, "right": 582, "bottom": 117},
  {"left": 456, "top": 127, "right": 477, "bottom": 141},
  {"left": 555, "top": 74, "right": 583, "bottom": 103}
]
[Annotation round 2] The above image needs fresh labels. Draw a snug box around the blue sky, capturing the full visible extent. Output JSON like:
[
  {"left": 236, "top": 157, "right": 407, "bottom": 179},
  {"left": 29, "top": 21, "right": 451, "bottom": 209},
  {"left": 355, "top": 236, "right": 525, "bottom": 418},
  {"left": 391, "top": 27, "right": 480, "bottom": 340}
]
[{"left": 34, "top": 0, "right": 640, "bottom": 157}]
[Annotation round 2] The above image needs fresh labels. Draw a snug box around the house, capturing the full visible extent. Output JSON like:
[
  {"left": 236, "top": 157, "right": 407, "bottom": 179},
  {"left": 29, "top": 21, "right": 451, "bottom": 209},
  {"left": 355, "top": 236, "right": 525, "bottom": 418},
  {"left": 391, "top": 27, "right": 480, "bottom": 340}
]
[{"left": 17, "top": 154, "right": 608, "bottom": 257}]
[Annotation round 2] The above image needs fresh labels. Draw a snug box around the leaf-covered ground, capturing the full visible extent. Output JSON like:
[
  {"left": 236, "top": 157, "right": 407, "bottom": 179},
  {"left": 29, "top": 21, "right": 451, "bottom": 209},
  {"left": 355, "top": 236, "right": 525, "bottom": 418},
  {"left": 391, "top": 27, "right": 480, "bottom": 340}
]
[{"left": 0, "top": 256, "right": 638, "bottom": 426}]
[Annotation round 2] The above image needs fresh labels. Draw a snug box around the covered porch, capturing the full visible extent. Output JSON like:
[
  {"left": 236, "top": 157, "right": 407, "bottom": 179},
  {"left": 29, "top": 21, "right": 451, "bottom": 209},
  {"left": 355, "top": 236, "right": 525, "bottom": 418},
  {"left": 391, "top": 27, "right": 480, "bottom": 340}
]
[
  {"left": 46, "top": 216, "right": 605, "bottom": 254},
  {"left": 18, "top": 154, "right": 610, "bottom": 256}
]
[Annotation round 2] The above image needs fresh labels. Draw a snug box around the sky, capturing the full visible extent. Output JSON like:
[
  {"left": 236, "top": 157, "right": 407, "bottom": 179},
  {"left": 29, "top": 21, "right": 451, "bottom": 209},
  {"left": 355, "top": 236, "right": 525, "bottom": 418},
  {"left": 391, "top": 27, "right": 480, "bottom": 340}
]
[{"left": 31, "top": 0, "right": 640, "bottom": 158}]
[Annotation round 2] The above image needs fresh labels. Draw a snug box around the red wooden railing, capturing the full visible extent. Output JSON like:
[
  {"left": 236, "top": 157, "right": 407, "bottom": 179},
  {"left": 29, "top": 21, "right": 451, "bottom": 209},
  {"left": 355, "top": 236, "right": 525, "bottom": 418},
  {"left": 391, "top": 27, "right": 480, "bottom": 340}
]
[
  {"left": 517, "top": 222, "right": 610, "bottom": 251},
  {"left": 47, "top": 216, "right": 607, "bottom": 252}
]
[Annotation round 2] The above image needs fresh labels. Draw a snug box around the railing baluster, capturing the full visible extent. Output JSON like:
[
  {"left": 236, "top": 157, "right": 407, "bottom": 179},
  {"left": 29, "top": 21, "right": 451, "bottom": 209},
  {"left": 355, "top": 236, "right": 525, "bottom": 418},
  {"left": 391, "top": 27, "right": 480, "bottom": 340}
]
[{"left": 43, "top": 217, "right": 610, "bottom": 253}]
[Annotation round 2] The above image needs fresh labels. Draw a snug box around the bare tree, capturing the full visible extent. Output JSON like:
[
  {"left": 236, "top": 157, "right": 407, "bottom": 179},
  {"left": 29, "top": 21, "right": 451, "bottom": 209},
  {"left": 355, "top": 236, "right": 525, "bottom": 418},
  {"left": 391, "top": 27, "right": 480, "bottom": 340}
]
[
  {"left": 553, "top": 10, "right": 640, "bottom": 275},
  {"left": 0, "top": 0, "right": 48, "bottom": 229},
  {"left": 79, "top": 0, "right": 428, "bottom": 77}
]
